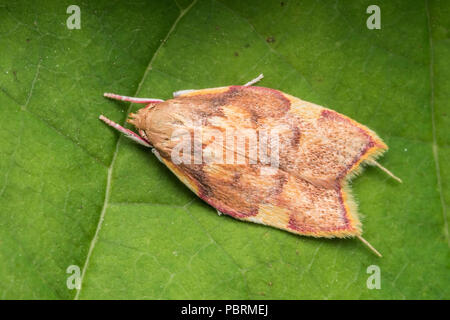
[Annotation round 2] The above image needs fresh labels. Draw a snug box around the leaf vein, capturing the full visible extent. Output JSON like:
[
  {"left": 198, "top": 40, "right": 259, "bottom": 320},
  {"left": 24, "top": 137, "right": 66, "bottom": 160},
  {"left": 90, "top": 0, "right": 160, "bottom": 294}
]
[{"left": 73, "top": 0, "right": 199, "bottom": 300}]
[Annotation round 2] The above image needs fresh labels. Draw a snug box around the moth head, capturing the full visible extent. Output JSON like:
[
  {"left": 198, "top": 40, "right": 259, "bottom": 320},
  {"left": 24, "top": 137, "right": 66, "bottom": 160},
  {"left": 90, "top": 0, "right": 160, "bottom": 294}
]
[{"left": 127, "top": 100, "right": 198, "bottom": 156}]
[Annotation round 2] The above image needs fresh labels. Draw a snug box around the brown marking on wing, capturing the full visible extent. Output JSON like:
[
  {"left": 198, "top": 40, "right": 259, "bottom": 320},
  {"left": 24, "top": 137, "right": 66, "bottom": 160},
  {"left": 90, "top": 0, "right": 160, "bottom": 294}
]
[
  {"left": 277, "top": 175, "right": 349, "bottom": 232},
  {"left": 274, "top": 105, "right": 387, "bottom": 189},
  {"left": 227, "top": 86, "right": 290, "bottom": 121},
  {"left": 199, "top": 164, "right": 288, "bottom": 217},
  {"left": 291, "top": 125, "right": 301, "bottom": 147}
]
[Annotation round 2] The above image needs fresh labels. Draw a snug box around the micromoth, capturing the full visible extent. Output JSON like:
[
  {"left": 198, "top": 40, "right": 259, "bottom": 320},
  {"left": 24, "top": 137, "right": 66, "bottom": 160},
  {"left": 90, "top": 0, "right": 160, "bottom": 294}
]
[{"left": 100, "top": 74, "right": 401, "bottom": 257}]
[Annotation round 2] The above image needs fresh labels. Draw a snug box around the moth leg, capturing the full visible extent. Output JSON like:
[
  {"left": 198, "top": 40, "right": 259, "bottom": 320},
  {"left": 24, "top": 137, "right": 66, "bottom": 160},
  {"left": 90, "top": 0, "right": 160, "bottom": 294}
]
[
  {"left": 99, "top": 115, "right": 151, "bottom": 147},
  {"left": 139, "top": 129, "right": 148, "bottom": 140},
  {"left": 104, "top": 92, "right": 164, "bottom": 104},
  {"left": 216, "top": 210, "right": 223, "bottom": 216},
  {"left": 357, "top": 235, "right": 382, "bottom": 258},
  {"left": 151, "top": 148, "right": 163, "bottom": 162},
  {"left": 367, "top": 160, "right": 402, "bottom": 183},
  {"left": 243, "top": 73, "right": 264, "bottom": 86}
]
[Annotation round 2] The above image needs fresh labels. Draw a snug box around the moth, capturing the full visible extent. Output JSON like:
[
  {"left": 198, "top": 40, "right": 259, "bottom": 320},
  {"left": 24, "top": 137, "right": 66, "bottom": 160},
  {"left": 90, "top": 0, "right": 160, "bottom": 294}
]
[{"left": 100, "top": 74, "right": 400, "bottom": 257}]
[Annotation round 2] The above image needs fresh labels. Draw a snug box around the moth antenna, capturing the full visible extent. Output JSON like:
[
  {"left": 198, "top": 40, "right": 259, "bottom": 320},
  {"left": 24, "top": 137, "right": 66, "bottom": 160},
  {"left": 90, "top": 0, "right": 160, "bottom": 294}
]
[
  {"left": 99, "top": 115, "right": 151, "bottom": 147},
  {"left": 357, "top": 235, "right": 382, "bottom": 258},
  {"left": 103, "top": 92, "right": 164, "bottom": 104},
  {"left": 368, "top": 160, "right": 402, "bottom": 183},
  {"left": 244, "top": 73, "right": 264, "bottom": 86}
]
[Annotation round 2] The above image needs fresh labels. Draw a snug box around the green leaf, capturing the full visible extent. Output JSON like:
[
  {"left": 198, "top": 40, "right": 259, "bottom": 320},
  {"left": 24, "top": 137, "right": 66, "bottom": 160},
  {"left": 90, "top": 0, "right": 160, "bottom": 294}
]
[{"left": 0, "top": 0, "right": 448, "bottom": 299}]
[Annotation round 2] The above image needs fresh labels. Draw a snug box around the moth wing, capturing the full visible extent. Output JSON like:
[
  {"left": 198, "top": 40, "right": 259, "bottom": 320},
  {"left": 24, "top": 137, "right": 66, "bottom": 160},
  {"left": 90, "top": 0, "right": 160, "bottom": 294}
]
[
  {"left": 246, "top": 173, "right": 362, "bottom": 238},
  {"left": 146, "top": 86, "right": 387, "bottom": 238},
  {"left": 160, "top": 158, "right": 201, "bottom": 195},
  {"left": 282, "top": 93, "right": 388, "bottom": 187}
]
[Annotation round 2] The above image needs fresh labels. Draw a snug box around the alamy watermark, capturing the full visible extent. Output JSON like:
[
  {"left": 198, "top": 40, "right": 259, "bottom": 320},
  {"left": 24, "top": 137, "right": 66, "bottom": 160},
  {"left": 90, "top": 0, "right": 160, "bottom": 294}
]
[
  {"left": 66, "top": 5, "right": 81, "bottom": 30},
  {"left": 366, "top": 264, "right": 381, "bottom": 289},
  {"left": 366, "top": 5, "right": 381, "bottom": 30},
  {"left": 170, "top": 121, "right": 289, "bottom": 170},
  {"left": 66, "top": 264, "right": 81, "bottom": 290}
]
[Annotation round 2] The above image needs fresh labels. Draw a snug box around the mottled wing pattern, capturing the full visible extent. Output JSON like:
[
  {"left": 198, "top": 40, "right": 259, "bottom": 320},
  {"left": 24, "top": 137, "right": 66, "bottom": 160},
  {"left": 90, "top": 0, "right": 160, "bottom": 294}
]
[{"left": 129, "top": 86, "right": 387, "bottom": 238}]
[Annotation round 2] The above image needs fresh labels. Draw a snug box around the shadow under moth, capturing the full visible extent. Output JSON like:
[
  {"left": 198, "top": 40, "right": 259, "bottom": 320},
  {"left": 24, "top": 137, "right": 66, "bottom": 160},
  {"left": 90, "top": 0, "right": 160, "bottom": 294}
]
[{"left": 100, "top": 74, "right": 401, "bottom": 257}]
